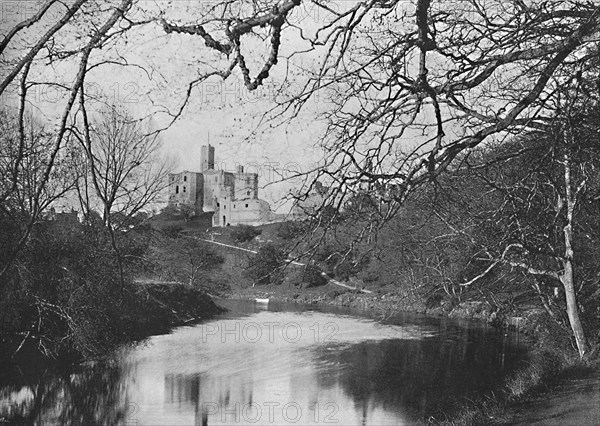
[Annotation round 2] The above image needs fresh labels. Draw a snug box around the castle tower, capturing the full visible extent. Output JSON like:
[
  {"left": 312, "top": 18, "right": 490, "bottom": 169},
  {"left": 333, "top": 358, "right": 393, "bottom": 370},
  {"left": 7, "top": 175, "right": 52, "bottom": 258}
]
[{"left": 200, "top": 144, "right": 215, "bottom": 172}]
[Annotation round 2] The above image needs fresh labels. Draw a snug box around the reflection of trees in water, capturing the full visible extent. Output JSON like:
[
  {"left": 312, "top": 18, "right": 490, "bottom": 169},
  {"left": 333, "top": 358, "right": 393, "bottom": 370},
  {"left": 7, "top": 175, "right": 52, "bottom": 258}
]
[
  {"left": 164, "top": 372, "right": 255, "bottom": 426},
  {"left": 0, "top": 359, "right": 132, "bottom": 425},
  {"left": 0, "top": 312, "right": 526, "bottom": 424},
  {"left": 312, "top": 325, "right": 526, "bottom": 420}
]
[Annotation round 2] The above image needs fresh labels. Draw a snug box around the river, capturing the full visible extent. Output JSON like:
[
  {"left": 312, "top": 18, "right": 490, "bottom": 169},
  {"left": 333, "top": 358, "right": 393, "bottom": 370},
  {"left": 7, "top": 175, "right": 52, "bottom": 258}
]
[{"left": 0, "top": 299, "right": 528, "bottom": 425}]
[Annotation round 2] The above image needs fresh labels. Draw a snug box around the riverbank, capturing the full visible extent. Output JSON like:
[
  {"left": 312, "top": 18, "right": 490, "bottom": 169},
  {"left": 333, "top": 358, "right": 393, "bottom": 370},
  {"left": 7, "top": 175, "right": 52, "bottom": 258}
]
[
  {"left": 124, "top": 282, "right": 225, "bottom": 336},
  {"left": 432, "top": 354, "right": 600, "bottom": 425},
  {"left": 505, "top": 369, "right": 600, "bottom": 425},
  {"left": 0, "top": 283, "right": 223, "bottom": 381},
  {"left": 189, "top": 224, "right": 536, "bottom": 332},
  {"left": 221, "top": 281, "right": 532, "bottom": 329}
]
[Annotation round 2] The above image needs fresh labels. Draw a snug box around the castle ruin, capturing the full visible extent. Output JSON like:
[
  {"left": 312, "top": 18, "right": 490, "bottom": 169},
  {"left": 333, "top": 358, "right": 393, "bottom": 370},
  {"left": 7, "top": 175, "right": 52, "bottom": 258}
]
[{"left": 167, "top": 145, "right": 271, "bottom": 227}]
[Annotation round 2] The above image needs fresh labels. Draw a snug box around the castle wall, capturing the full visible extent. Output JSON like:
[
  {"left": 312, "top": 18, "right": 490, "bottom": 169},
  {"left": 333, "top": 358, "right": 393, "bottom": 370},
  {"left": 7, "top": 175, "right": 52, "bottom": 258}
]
[
  {"left": 203, "top": 170, "right": 236, "bottom": 212},
  {"left": 291, "top": 193, "right": 325, "bottom": 219},
  {"left": 202, "top": 170, "right": 222, "bottom": 212},
  {"left": 214, "top": 197, "right": 271, "bottom": 227},
  {"left": 233, "top": 173, "right": 259, "bottom": 200},
  {"left": 291, "top": 182, "right": 328, "bottom": 219},
  {"left": 168, "top": 171, "right": 203, "bottom": 213}
]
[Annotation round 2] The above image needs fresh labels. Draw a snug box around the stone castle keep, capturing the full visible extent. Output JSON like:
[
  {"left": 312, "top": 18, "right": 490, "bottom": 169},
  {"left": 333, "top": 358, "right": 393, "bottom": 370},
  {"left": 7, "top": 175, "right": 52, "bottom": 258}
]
[{"left": 167, "top": 145, "right": 271, "bottom": 227}]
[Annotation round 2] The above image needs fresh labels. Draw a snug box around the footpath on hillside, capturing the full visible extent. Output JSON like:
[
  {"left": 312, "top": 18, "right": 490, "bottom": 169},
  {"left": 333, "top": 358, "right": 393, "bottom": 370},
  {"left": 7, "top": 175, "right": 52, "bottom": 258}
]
[
  {"left": 505, "top": 372, "right": 600, "bottom": 425},
  {"left": 195, "top": 236, "right": 373, "bottom": 294}
]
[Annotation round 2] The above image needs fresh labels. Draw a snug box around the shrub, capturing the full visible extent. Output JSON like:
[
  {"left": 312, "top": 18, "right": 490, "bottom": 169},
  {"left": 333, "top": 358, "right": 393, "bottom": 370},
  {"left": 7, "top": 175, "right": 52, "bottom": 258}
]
[
  {"left": 425, "top": 292, "right": 445, "bottom": 309},
  {"left": 358, "top": 266, "right": 380, "bottom": 283},
  {"left": 231, "top": 225, "right": 262, "bottom": 243},
  {"left": 288, "top": 264, "right": 328, "bottom": 288},
  {"left": 162, "top": 224, "right": 183, "bottom": 238},
  {"left": 152, "top": 238, "right": 225, "bottom": 286},
  {"left": 159, "top": 205, "right": 180, "bottom": 219},
  {"left": 246, "top": 244, "right": 286, "bottom": 285},
  {"left": 318, "top": 205, "right": 340, "bottom": 226},
  {"left": 277, "top": 221, "right": 306, "bottom": 240},
  {"left": 331, "top": 254, "right": 370, "bottom": 280},
  {"left": 0, "top": 220, "right": 144, "bottom": 358}
]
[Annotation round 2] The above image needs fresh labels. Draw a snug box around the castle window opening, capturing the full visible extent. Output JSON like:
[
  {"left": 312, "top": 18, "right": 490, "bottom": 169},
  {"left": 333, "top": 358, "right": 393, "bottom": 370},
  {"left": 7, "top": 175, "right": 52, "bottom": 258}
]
[
  {"left": 184, "top": 176, "right": 187, "bottom": 182},
  {"left": 176, "top": 185, "right": 179, "bottom": 194},
  {"left": 183, "top": 186, "right": 186, "bottom": 193},
  {"left": 245, "top": 204, "right": 248, "bottom": 208}
]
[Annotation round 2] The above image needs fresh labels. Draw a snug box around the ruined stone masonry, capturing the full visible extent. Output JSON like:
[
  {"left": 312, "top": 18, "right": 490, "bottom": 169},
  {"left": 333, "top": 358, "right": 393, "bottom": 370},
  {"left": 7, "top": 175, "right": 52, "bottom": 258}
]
[{"left": 167, "top": 145, "right": 271, "bottom": 227}]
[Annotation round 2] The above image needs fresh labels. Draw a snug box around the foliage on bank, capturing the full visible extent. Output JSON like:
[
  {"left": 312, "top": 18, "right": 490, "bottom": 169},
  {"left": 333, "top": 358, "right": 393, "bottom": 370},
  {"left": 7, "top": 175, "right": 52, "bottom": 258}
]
[
  {"left": 0, "top": 213, "right": 223, "bottom": 362},
  {"left": 282, "top": 126, "right": 600, "bottom": 358}
]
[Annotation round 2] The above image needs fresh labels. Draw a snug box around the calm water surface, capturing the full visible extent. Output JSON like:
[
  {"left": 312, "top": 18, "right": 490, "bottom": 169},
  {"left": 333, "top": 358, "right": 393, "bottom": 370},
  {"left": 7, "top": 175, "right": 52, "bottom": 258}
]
[{"left": 1, "top": 299, "right": 527, "bottom": 425}]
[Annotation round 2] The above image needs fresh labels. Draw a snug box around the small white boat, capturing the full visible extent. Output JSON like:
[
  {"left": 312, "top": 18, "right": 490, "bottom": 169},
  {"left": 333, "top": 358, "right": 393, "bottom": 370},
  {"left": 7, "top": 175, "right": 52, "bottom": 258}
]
[{"left": 255, "top": 298, "right": 270, "bottom": 304}]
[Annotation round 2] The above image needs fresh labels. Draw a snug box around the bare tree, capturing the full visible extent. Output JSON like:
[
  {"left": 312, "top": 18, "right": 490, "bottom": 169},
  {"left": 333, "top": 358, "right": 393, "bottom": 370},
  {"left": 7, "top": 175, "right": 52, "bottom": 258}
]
[
  {"left": 150, "top": 237, "right": 224, "bottom": 287},
  {"left": 178, "top": 203, "right": 197, "bottom": 223},
  {"left": 0, "top": 0, "right": 146, "bottom": 277},
  {"left": 0, "top": 108, "right": 79, "bottom": 276},
  {"left": 153, "top": 1, "right": 600, "bottom": 193},
  {"left": 277, "top": 1, "right": 600, "bottom": 208},
  {"left": 69, "top": 105, "right": 173, "bottom": 293},
  {"left": 0, "top": 109, "right": 78, "bottom": 216},
  {"left": 75, "top": 106, "right": 172, "bottom": 228},
  {"left": 428, "top": 95, "right": 600, "bottom": 357}
]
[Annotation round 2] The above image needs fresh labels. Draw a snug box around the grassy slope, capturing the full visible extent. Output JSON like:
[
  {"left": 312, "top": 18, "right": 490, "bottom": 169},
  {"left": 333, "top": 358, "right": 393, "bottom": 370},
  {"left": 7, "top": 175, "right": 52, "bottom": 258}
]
[
  {"left": 146, "top": 215, "right": 431, "bottom": 315},
  {"left": 146, "top": 212, "right": 550, "bottom": 327}
]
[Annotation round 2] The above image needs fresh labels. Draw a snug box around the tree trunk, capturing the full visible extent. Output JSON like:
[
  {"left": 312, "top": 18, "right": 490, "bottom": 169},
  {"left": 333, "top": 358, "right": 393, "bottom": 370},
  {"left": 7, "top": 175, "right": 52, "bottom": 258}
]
[
  {"left": 105, "top": 213, "right": 126, "bottom": 300},
  {"left": 562, "top": 140, "right": 588, "bottom": 358},
  {"left": 561, "top": 261, "right": 588, "bottom": 358}
]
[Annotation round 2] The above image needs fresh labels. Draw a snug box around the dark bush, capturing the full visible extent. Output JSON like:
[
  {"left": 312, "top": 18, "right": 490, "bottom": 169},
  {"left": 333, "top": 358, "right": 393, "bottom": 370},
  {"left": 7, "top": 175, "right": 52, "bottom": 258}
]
[
  {"left": 246, "top": 244, "right": 286, "bottom": 285},
  {"left": 1, "top": 219, "right": 135, "bottom": 358},
  {"left": 150, "top": 238, "right": 224, "bottom": 286},
  {"left": 288, "top": 264, "right": 328, "bottom": 288},
  {"left": 231, "top": 225, "right": 262, "bottom": 243},
  {"left": 331, "top": 254, "right": 370, "bottom": 280},
  {"left": 358, "top": 266, "right": 380, "bottom": 283},
  {"left": 425, "top": 292, "right": 445, "bottom": 309},
  {"left": 162, "top": 224, "right": 183, "bottom": 238},
  {"left": 277, "top": 221, "right": 306, "bottom": 240},
  {"left": 318, "top": 205, "right": 340, "bottom": 226},
  {"left": 0, "top": 214, "right": 223, "bottom": 362}
]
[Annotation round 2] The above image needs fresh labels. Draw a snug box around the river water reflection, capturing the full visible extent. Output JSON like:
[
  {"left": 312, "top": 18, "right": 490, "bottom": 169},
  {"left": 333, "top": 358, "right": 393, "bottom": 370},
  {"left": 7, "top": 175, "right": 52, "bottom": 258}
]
[{"left": 1, "top": 299, "right": 527, "bottom": 425}]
